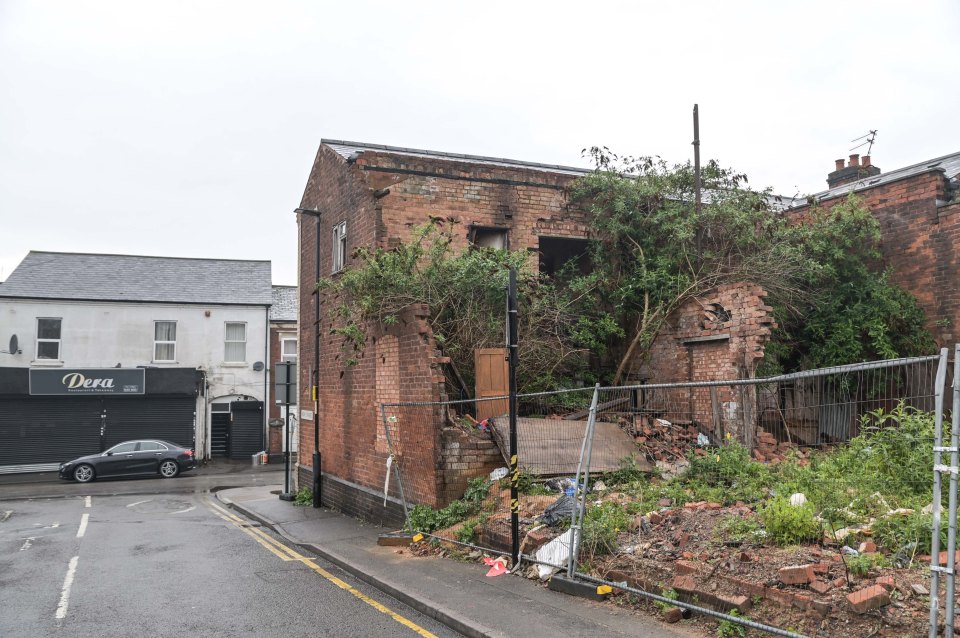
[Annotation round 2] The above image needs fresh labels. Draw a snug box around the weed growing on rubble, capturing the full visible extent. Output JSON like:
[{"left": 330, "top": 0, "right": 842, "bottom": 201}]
[
  {"left": 716, "top": 610, "right": 748, "bottom": 637},
  {"left": 757, "top": 496, "right": 821, "bottom": 546},
  {"left": 714, "top": 515, "right": 764, "bottom": 545},
  {"left": 582, "top": 501, "right": 630, "bottom": 557}
]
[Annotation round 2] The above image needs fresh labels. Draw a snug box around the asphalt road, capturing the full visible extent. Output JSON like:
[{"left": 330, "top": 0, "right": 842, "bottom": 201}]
[{"left": 0, "top": 481, "right": 462, "bottom": 638}]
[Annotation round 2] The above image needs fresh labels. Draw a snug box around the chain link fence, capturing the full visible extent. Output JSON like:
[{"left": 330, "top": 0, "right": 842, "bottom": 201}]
[{"left": 382, "top": 352, "right": 956, "bottom": 636}]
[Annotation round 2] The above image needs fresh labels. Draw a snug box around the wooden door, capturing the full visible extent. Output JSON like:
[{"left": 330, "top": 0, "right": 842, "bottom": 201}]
[{"left": 475, "top": 348, "right": 509, "bottom": 422}]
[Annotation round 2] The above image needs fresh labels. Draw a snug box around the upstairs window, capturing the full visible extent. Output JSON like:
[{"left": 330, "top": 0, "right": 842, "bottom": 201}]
[
  {"left": 332, "top": 221, "right": 347, "bottom": 273},
  {"left": 225, "top": 322, "right": 247, "bottom": 362},
  {"left": 36, "top": 318, "right": 62, "bottom": 360},
  {"left": 280, "top": 337, "right": 297, "bottom": 362},
  {"left": 154, "top": 321, "right": 177, "bottom": 361}
]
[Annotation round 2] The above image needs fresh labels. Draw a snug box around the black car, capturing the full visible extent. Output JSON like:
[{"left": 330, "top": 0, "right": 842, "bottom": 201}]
[{"left": 59, "top": 440, "right": 197, "bottom": 483}]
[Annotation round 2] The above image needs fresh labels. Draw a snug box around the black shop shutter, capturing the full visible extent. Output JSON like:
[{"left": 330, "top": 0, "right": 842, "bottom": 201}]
[
  {"left": 230, "top": 401, "right": 263, "bottom": 459},
  {"left": 103, "top": 397, "right": 196, "bottom": 450},
  {"left": 0, "top": 397, "right": 102, "bottom": 468}
]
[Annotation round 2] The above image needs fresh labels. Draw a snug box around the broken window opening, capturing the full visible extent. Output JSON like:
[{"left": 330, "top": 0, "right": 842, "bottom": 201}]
[
  {"left": 470, "top": 227, "right": 509, "bottom": 250},
  {"left": 538, "top": 236, "right": 590, "bottom": 277}
]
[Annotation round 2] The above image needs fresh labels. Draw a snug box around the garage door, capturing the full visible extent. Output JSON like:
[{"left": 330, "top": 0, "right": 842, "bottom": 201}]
[
  {"left": 0, "top": 398, "right": 103, "bottom": 472},
  {"left": 103, "top": 397, "right": 196, "bottom": 450},
  {"left": 230, "top": 401, "right": 263, "bottom": 460}
]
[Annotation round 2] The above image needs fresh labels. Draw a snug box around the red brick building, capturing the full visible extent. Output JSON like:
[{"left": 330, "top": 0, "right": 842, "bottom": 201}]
[
  {"left": 786, "top": 151, "right": 960, "bottom": 346},
  {"left": 294, "top": 140, "right": 780, "bottom": 523}
]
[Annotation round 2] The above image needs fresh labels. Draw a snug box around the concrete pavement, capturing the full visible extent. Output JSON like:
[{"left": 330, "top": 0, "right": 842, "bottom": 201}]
[{"left": 218, "top": 484, "right": 703, "bottom": 638}]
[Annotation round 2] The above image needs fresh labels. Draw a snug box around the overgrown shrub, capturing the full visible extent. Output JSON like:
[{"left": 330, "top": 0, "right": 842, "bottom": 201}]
[
  {"left": 757, "top": 496, "right": 821, "bottom": 546},
  {"left": 581, "top": 501, "right": 630, "bottom": 557}
]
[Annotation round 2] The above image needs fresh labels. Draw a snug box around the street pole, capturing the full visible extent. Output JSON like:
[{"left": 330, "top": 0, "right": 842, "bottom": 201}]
[
  {"left": 279, "top": 363, "right": 295, "bottom": 501},
  {"left": 507, "top": 267, "right": 520, "bottom": 568}
]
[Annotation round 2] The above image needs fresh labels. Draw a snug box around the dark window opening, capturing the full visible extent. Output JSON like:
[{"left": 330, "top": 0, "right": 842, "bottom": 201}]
[
  {"left": 470, "top": 227, "right": 509, "bottom": 250},
  {"left": 538, "top": 236, "right": 590, "bottom": 277}
]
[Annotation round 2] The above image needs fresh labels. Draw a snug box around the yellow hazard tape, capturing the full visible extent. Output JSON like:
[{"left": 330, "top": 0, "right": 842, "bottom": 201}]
[{"left": 597, "top": 585, "right": 613, "bottom": 595}]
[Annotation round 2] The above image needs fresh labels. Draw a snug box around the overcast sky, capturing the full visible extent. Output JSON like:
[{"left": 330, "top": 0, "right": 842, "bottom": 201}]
[{"left": 1, "top": 1, "right": 958, "bottom": 285}]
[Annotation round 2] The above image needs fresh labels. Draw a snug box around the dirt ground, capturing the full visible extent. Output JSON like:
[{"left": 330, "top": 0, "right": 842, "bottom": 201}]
[{"left": 421, "top": 491, "right": 944, "bottom": 638}]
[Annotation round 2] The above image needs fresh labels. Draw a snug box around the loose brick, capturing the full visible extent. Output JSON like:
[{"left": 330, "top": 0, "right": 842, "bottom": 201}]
[
  {"left": 846, "top": 585, "right": 891, "bottom": 614},
  {"left": 810, "top": 580, "right": 832, "bottom": 594},
  {"left": 779, "top": 564, "right": 816, "bottom": 585},
  {"left": 662, "top": 607, "right": 683, "bottom": 623},
  {"left": 875, "top": 575, "right": 896, "bottom": 591}
]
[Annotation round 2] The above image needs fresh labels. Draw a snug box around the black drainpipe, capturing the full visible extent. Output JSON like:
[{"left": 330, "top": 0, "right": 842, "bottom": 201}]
[{"left": 295, "top": 207, "right": 322, "bottom": 507}]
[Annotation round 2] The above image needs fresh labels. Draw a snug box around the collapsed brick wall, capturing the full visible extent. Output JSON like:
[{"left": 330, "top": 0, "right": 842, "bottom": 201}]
[
  {"left": 439, "top": 426, "right": 504, "bottom": 505},
  {"left": 629, "top": 283, "right": 776, "bottom": 444},
  {"left": 788, "top": 170, "right": 960, "bottom": 346}
]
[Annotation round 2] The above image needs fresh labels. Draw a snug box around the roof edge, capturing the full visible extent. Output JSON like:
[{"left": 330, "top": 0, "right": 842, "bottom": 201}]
[{"left": 320, "top": 138, "right": 592, "bottom": 175}]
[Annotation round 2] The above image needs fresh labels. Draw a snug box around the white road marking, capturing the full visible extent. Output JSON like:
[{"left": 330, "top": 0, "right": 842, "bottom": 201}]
[
  {"left": 171, "top": 505, "right": 196, "bottom": 515},
  {"left": 34, "top": 522, "right": 60, "bottom": 529},
  {"left": 20, "top": 537, "right": 34, "bottom": 551},
  {"left": 1, "top": 510, "right": 12, "bottom": 522},
  {"left": 55, "top": 556, "right": 79, "bottom": 620},
  {"left": 76, "top": 514, "right": 89, "bottom": 539},
  {"left": 84, "top": 496, "right": 91, "bottom": 508},
  {"left": 126, "top": 499, "right": 151, "bottom": 508}
]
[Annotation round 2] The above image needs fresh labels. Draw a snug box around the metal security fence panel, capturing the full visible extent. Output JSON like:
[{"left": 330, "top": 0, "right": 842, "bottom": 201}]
[{"left": 561, "top": 354, "right": 948, "bottom": 638}]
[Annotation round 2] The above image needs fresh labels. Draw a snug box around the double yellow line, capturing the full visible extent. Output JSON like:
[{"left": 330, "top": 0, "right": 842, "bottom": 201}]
[{"left": 206, "top": 499, "right": 437, "bottom": 638}]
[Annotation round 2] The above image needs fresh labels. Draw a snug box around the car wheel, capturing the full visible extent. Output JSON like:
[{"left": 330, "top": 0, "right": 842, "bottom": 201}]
[
  {"left": 159, "top": 460, "right": 180, "bottom": 478},
  {"left": 73, "top": 464, "right": 95, "bottom": 483}
]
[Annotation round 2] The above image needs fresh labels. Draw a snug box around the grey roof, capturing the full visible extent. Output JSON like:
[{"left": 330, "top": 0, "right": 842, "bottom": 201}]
[
  {"left": 322, "top": 139, "right": 592, "bottom": 177},
  {"left": 270, "top": 286, "right": 298, "bottom": 321},
  {"left": 0, "top": 251, "right": 272, "bottom": 305},
  {"left": 799, "top": 150, "right": 960, "bottom": 204}
]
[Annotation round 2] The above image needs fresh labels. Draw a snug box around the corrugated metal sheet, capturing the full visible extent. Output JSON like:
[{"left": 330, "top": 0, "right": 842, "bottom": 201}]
[
  {"left": 0, "top": 398, "right": 102, "bottom": 467},
  {"left": 102, "top": 398, "right": 196, "bottom": 450},
  {"left": 229, "top": 401, "right": 263, "bottom": 459}
]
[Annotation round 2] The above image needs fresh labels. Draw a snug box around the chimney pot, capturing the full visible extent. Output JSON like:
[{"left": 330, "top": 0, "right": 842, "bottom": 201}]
[
  {"left": 848, "top": 153, "right": 860, "bottom": 167},
  {"left": 834, "top": 159, "right": 845, "bottom": 171},
  {"left": 861, "top": 155, "right": 871, "bottom": 167}
]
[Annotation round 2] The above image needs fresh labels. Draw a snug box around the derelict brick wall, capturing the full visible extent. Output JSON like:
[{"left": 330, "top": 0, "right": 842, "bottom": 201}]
[
  {"left": 788, "top": 171, "right": 959, "bottom": 346},
  {"left": 439, "top": 426, "right": 504, "bottom": 505},
  {"left": 630, "top": 283, "right": 776, "bottom": 443},
  {"left": 353, "top": 151, "right": 592, "bottom": 257}
]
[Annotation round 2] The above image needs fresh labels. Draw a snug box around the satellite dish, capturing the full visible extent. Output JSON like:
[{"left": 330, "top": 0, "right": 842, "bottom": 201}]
[{"left": 1, "top": 334, "right": 17, "bottom": 355}]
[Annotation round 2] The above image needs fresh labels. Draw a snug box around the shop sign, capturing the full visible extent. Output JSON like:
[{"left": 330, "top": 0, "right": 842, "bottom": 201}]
[{"left": 30, "top": 368, "right": 146, "bottom": 396}]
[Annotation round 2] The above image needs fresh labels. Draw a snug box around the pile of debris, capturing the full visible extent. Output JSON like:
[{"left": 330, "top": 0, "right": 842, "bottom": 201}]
[
  {"left": 628, "top": 416, "right": 707, "bottom": 462},
  {"left": 752, "top": 430, "right": 810, "bottom": 464}
]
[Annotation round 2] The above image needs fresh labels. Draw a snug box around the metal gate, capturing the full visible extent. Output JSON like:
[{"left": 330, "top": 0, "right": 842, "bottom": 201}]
[
  {"left": 0, "top": 397, "right": 102, "bottom": 472},
  {"left": 229, "top": 401, "right": 263, "bottom": 459},
  {"left": 102, "top": 397, "right": 195, "bottom": 450}
]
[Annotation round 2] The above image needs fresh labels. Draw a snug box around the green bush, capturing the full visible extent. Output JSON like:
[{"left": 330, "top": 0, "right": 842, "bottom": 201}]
[
  {"left": 758, "top": 496, "right": 821, "bottom": 546},
  {"left": 293, "top": 487, "right": 313, "bottom": 506},
  {"left": 684, "top": 443, "right": 771, "bottom": 504},
  {"left": 582, "top": 501, "right": 629, "bottom": 557},
  {"left": 846, "top": 552, "right": 890, "bottom": 577},
  {"left": 873, "top": 511, "right": 942, "bottom": 556}
]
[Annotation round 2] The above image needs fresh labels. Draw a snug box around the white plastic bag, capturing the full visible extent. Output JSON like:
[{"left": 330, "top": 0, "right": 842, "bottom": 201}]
[{"left": 535, "top": 529, "right": 574, "bottom": 580}]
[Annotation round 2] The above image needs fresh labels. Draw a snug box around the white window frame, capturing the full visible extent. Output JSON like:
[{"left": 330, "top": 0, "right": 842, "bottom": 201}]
[
  {"left": 36, "top": 317, "right": 62, "bottom": 360},
  {"left": 153, "top": 321, "right": 177, "bottom": 362},
  {"left": 332, "top": 221, "right": 347, "bottom": 273},
  {"left": 224, "top": 321, "right": 247, "bottom": 363},
  {"left": 280, "top": 336, "right": 297, "bottom": 362}
]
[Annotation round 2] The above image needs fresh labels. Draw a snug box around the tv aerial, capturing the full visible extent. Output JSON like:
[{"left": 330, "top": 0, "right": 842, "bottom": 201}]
[{"left": 850, "top": 130, "right": 878, "bottom": 155}]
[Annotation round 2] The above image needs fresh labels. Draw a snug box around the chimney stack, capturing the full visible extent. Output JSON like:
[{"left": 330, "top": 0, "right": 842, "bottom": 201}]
[{"left": 827, "top": 154, "right": 881, "bottom": 189}]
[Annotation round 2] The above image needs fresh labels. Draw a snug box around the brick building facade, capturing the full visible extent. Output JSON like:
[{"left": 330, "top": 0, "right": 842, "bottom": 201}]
[
  {"left": 786, "top": 151, "right": 960, "bottom": 346},
  {"left": 294, "top": 140, "right": 774, "bottom": 521}
]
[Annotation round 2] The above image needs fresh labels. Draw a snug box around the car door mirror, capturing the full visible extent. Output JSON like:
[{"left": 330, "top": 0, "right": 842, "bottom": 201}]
[{"left": 105, "top": 451, "right": 113, "bottom": 456}]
